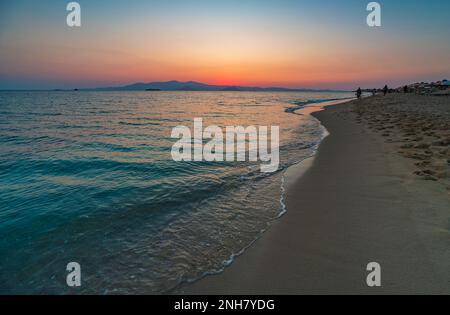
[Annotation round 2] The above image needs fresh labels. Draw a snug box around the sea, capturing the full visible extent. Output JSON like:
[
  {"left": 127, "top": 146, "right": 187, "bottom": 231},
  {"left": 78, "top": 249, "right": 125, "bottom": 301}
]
[{"left": 0, "top": 91, "right": 353, "bottom": 294}]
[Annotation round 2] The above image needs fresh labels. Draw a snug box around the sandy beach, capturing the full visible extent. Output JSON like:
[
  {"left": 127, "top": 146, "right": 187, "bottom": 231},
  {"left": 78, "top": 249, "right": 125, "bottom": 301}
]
[{"left": 181, "top": 94, "right": 450, "bottom": 295}]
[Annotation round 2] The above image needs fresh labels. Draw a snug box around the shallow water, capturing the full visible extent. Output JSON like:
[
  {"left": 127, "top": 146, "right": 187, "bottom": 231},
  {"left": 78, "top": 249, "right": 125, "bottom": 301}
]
[{"left": 0, "top": 91, "right": 352, "bottom": 294}]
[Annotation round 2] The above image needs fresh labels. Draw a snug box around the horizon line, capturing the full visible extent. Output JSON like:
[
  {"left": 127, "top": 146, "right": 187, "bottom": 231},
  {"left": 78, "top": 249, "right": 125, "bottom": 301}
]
[{"left": 0, "top": 79, "right": 353, "bottom": 92}]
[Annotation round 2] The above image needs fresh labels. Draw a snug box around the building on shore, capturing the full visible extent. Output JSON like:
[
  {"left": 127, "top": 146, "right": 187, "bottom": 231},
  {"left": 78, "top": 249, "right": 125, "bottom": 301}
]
[{"left": 404, "top": 79, "right": 449, "bottom": 95}]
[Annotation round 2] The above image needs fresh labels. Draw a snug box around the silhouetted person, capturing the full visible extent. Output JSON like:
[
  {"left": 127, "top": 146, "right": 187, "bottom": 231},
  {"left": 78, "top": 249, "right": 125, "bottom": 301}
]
[
  {"left": 383, "top": 85, "right": 388, "bottom": 96},
  {"left": 372, "top": 89, "right": 377, "bottom": 96},
  {"left": 356, "top": 87, "right": 362, "bottom": 99},
  {"left": 403, "top": 85, "right": 409, "bottom": 93}
]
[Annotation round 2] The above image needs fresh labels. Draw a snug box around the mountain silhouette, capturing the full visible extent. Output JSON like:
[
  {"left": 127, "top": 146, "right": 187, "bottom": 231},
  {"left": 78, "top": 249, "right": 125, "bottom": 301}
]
[{"left": 92, "top": 80, "right": 344, "bottom": 92}]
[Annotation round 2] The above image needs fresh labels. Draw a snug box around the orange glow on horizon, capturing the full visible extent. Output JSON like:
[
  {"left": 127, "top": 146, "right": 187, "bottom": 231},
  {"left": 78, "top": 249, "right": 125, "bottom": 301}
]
[{"left": 1, "top": 1, "right": 449, "bottom": 90}]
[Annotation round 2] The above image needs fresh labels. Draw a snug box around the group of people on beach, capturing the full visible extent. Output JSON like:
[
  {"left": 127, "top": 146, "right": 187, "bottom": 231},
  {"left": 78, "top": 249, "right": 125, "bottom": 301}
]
[{"left": 356, "top": 85, "right": 389, "bottom": 99}]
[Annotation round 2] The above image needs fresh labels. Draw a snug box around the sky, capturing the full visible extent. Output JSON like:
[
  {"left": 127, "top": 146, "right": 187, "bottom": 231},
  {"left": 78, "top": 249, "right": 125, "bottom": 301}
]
[{"left": 0, "top": 0, "right": 449, "bottom": 90}]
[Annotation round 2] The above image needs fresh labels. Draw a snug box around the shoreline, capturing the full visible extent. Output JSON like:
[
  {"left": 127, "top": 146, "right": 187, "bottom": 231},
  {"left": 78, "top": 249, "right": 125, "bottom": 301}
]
[
  {"left": 180, "top": 94, "right": 450, "bottom": 294},
  {"left": 283, "top": 97, "right": 355, "bottom": 187},
  {"left": 173, "top": 98, "right": 353, "bottom": 293}
]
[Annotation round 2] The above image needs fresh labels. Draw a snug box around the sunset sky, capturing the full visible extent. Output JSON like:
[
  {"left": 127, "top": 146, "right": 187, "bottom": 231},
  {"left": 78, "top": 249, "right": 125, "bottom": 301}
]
[{"left": 1, "top": 0, "right": 449, "bottom": 90}]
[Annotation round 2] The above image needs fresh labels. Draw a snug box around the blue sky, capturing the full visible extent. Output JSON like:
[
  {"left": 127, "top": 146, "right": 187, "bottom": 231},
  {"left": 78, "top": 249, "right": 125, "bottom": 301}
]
[{"left": 1, "top": 0, "right": 449, "bottom": 89}]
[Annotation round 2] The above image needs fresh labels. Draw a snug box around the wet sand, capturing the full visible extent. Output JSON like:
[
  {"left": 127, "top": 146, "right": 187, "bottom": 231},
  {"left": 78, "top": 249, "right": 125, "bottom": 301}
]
[{"left": 181, "top": 94, "right": 450, "bottom": 294}]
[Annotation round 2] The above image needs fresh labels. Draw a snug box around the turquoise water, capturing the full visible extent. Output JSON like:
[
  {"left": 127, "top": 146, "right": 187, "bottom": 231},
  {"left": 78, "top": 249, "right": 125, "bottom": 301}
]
[{"left": 0, "top": 91, "right": 352, "bottom": 294}]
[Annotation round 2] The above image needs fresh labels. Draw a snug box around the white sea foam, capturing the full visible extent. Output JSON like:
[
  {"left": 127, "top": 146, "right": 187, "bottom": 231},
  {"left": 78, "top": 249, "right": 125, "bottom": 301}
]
[{"left": 174, "top": 96, "right": 354, "bottom": 293}]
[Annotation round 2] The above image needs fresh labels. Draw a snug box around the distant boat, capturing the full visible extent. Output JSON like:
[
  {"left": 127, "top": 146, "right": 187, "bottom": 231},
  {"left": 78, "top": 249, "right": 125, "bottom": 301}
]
[
  {"left": 145, "top": 88, "right": 161, "bottom": 91},
  {"left": 74, "top": 88, "right": 79, "bottom": 91}
]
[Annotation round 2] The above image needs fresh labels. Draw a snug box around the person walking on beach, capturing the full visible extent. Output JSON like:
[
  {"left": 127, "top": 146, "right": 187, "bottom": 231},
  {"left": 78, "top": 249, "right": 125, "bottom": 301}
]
[
  {"left": 372, "top": 88, "right": 377, "bottom": 96},
  {"left": 383, "top": 85, "right": 389, "bottom": 96},
  {"left": 356, "top": 87, "right": 362, "bottom": 99}
]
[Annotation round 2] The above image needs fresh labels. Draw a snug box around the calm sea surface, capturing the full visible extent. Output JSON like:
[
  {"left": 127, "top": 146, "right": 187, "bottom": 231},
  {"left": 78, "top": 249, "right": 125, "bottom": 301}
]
[{"left": 0, "top": 91, "right": 352, "bottom": 293}]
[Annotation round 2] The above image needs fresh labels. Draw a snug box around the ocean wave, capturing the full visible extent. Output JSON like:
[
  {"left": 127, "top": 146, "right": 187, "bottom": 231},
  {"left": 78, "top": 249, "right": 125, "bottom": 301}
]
[
  {"left": 285, "top": 97, "right": 351, "bottom": 114},
  {"left": 0, "top": 90, "right": 355, "bottom": 294}
]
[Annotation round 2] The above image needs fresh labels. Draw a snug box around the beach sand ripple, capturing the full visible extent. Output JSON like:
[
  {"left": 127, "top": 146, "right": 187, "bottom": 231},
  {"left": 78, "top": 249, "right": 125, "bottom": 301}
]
[{"left": 354, "top": 94, "right": 449, "bottom": 191}]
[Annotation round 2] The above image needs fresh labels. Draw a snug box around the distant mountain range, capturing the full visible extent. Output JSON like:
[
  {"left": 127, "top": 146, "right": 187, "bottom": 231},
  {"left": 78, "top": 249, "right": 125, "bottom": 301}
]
[{"left": 89, "top": 80, "right": 346, "bottom": 92}]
